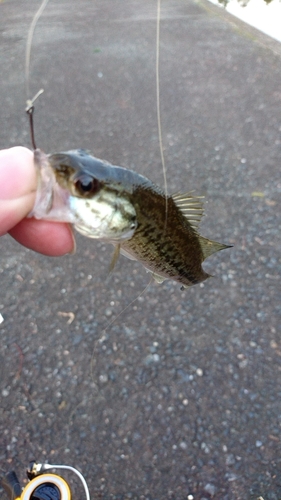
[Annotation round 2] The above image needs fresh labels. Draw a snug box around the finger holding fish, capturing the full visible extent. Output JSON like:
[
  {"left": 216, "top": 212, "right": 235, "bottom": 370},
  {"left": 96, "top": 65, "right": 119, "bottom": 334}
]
[{"left": 0, "top": 146, "right": 74, "bottom": 255}]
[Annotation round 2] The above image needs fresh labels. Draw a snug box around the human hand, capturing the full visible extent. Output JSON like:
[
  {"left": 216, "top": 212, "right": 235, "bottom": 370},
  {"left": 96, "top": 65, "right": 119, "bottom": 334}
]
[{"left": 0, "top": 147, "right": 75, "bottom": 256}]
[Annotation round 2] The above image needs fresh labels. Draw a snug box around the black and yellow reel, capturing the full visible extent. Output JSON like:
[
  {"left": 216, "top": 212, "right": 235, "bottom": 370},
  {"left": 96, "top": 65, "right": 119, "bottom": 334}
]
[{"left": 1, "top": 461, "right": 90, "bottom": 500}]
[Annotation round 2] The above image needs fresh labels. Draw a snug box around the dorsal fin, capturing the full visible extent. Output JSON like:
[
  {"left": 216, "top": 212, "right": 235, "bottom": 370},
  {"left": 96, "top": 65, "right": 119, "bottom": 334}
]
[
  {"left": 199, "top": 235, "right": 232, "bottom": 261},
  {"left": 172, "top": 192, "right": 204, "bottom": 230}
]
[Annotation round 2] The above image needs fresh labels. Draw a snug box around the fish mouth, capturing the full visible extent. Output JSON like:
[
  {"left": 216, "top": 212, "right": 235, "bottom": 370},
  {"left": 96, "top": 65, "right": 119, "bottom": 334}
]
[{"left": 28, "top": 149, "right": 77, "bottom": 223}]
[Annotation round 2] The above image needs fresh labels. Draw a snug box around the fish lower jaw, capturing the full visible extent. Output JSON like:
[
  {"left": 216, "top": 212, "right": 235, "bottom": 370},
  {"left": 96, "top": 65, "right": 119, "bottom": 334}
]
[
  {"left": 74, "top": 223, "right": 136, "bottom": 241},
  {"left": 70, "top": 194, "right": 137, "bottom": 241}
]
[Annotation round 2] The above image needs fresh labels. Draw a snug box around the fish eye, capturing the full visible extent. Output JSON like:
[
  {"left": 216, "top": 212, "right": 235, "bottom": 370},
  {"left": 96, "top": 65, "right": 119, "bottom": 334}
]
[{"left": 74, "top": 175, "right": 100, "bottom": 197}]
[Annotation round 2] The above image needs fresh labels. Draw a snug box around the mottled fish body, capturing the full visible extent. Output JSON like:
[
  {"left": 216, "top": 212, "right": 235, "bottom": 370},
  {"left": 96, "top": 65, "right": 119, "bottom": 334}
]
[{"left": 29, "top": 149, "right": 230, "bottom": 288}]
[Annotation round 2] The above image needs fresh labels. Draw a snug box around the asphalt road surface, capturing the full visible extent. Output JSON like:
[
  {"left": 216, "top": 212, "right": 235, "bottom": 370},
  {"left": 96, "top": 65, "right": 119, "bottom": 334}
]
[{"left": 0, "top": 0, "right": 280, "bottom": 498}]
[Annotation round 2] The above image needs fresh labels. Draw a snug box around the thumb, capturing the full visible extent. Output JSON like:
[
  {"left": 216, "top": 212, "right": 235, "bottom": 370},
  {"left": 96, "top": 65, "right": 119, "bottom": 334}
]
[{"left": 0, "top": 147, "right": 36, "bottom": 236}]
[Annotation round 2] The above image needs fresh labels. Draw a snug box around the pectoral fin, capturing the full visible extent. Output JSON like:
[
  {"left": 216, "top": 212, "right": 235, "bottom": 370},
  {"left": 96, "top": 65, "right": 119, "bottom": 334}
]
[{"left": 109, "top": 244, "right": 121, "bottom": 274}]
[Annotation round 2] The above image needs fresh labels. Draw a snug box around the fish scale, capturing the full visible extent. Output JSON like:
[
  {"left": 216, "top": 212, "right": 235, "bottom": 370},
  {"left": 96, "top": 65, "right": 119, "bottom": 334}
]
[{"left": 122, "top": 187, "right": 208, "bottom": 286}]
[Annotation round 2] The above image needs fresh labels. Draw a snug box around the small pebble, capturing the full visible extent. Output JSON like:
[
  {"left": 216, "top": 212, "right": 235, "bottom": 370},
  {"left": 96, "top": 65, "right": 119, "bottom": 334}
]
[
  {"left": 227, "top": 473, "right": 238, "bottom": 482},
  {"left": 144, "top": 353, "right": 160, "bottom": 364},
  {"left": 179, "top": 441, "right": 187, "bottom": 450},
  {"left": 204, "top": 483, "right": 216, "bottom": 496},
  {"left": 239, "top": 359, "right": 248, "bottom": 369}
]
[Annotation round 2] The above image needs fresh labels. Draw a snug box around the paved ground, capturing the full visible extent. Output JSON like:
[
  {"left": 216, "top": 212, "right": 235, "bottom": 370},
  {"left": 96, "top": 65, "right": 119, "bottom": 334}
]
[{"left": 0, "top": 0, "right": 280, "bottom": 498}]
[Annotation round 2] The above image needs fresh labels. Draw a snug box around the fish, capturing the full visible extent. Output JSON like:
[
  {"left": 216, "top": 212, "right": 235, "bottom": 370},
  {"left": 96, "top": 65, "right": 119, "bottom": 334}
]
[{"left": 29, "top": 148, "right": 231, "bottom": 289}]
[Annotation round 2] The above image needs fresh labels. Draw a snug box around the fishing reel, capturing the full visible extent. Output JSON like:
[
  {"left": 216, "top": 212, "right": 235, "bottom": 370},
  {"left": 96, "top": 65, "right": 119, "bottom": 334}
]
[{"left": 1, "top": 461, "right": 90, "bottom": 500}]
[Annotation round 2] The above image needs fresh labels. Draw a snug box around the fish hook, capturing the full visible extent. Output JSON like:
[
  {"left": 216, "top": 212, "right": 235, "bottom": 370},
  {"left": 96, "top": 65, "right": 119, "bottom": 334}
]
[{"left": 25, "top": 89, "right": 44, "bottom": 150}]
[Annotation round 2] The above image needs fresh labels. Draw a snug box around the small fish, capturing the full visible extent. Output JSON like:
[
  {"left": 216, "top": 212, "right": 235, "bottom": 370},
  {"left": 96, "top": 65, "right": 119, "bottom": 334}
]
[{"left": 29, "top": 149, "right": 231, "bottom": 288}]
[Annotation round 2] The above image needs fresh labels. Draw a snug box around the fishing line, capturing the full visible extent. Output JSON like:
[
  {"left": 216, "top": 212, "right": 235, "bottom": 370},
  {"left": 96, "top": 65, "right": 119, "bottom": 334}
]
[
  {"left": 25, "top": 0, "right": 49, "bottom": 149},
  {"left": 25, "top": 0, "right": 49, "bottom": 100},
  {"left": 156, "top": 0, "right": 168, "bottom": 231}
]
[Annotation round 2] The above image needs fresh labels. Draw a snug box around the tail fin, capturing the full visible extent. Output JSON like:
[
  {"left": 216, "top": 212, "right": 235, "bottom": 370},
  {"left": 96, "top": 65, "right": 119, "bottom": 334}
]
[{"left": 199, "top": 235, "right": 232, "bottom": 261}]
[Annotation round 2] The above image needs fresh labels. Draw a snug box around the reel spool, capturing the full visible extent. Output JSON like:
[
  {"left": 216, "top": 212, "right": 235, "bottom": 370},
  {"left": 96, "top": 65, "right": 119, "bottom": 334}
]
[{"left": 21, "top": 473, "right": 71, "bottom": 500}]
